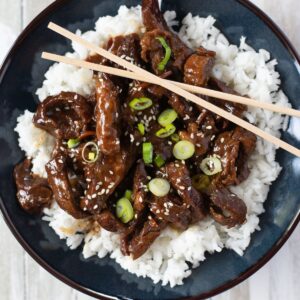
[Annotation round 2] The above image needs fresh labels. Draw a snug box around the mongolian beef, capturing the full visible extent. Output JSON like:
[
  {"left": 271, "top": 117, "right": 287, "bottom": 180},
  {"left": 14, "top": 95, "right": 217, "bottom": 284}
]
[{"left": 14, "top": 0, "right": 257, "bottom": 260}]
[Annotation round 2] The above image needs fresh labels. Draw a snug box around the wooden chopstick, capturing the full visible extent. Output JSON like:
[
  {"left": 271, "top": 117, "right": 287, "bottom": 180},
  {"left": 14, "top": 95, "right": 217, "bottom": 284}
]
[
  {"left": 46, "top": 22, "right": 300, "bottom": 157},
  {"left": 42, "top": 51, "right": 300, "bottom": 118}
]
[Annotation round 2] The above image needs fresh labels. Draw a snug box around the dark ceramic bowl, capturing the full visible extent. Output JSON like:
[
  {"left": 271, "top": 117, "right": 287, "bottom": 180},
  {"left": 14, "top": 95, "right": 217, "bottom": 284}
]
[{"left": 0, "top": 0, "right": 299, "bottom": 299}]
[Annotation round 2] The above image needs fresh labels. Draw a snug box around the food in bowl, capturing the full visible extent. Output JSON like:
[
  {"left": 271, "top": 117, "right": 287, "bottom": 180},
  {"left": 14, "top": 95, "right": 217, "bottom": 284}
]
[{"left": 13, "top": 0, "right": 290, "bottom": 286}]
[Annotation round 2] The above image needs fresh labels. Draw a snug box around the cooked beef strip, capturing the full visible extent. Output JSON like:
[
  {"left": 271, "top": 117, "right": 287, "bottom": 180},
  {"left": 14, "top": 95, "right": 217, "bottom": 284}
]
[
  {"left": 209, "top": 187, "right": 247, "bottom": 228},
  {"left": 33, "top": 92, "right": 93, "bottom": 140},
  {"left": 168, "top": 93, "right": 197, "bottom": 123},
  {"left": 45, "top": 155, "right": 88, "bottom": 219},
  {"left": 162, "top": 161, "right": 207, "bottom": 222},
  {"left": 127, "top": 216, "right": 167, "bottom": 259},
  {"left": 80, "top": 146, "right": 137, "bottom": 214},
  {"left": 95, "top": 74, "right": 121, "bottom": 155},
  {"left": 212, "top": 127, "right": 256, "bottom": 187},
  {"left": 184, "top": 47, "right": 216, "bottom": 87},
  {"left": 14, "top": 159, "right": 52, "bottom": 214},
  {"left": 142, "top": 0, "right": 169, "bottom": 31},
  {"left": 107, "top": 33, "right": 143, "bottom": 67},
  {"left": 150, "top": 193, "right": 192, "bottom": 230},
  {"left": 95, "top": 210, "right": 125, "bottom": 233}
]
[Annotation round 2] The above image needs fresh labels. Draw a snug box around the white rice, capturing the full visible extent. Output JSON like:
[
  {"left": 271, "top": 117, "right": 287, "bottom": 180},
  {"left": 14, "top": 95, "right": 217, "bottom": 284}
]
[{"left": 14, "top": 5, "right": 290, "bottom": 286}]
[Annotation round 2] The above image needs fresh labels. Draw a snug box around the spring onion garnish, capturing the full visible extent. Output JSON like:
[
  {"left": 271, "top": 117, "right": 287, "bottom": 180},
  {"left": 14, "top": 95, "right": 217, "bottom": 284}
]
[
  {"left": 154, "top": 155, "right": 166, "bottom": 168},
  {"left": 67, "top": 138, "right": 80, "bottom": 149},
  {"left": 82, "top": 141, "right": 99, "bottom": 163},
  {"left": 158, "top": 109, "right": 178, "bottom": 127},
  {"left": 116, "top": 197, "right": 134, "bottom": 223},
  {"left": 200, "top": 156, "right": 222, "bottom": 176},
  {"left": 129, "top": 97, "right": 153, "bottom": 111},
  {"left": 192, "top": 174, "right": 211, "bottom": 192},
  {"left": 137, "top": 123, "right": 145, "bottom": 135},
  {"left": 149, "top": 178, "right": 170, "bottom": 197},
  {"left": 171, "top": 133, "right": 180, "bottom": 142},
  {"left": 173, "top": 140, "right": 195, "bottom": 160},
  {"left": 156, "top": 124, "right": 176, "bottom": 138},
  {"left": 156, "top": 36, "right": 172, "bottom": 71},
  {"left": 143, "top": 142, "right": 153, "bottom": 164},
  {"left": 124, "top": 190, "right": 133, "bottom": 201},
  {"left": 88, "top": 152, "right": 96, "bottom": 161}
]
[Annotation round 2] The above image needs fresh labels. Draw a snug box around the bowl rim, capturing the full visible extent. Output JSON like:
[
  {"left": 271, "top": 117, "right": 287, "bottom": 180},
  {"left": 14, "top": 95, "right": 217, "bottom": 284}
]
[{"left": 0, "top": 0, "right": 299, "bottom": 299}]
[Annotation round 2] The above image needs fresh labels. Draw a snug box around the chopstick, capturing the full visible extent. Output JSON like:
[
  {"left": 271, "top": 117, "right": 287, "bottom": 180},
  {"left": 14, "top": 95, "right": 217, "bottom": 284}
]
[
  {"left": 46, "top": 22, "right": 300, "bottom": 157},
  {"left": 42, "top": 51, "right": 300, "bottom": 118}
]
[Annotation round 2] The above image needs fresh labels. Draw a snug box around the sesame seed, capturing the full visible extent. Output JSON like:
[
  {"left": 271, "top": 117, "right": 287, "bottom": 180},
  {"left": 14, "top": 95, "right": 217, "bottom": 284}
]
[
  {"left": 190, "top": 133, "right": 195, "bottom": 139},
  {"left": 105, "top": 189, "right": 110, "bottom": 195},
  {"left": 86, "top": 178, "right": 91, "bottom": 182},
  {"left": 109, "top": 170, "right": 114, "bottom": 175},
  {"left": 168, "top": 141, "right": 172, "bottom": 145},
  {"left": 206, "top": 125, "right": 212, "bottom": 130},
  {"left": 188, "top": 187, "right": 192, "bottom": 191},
  {"left": 220, "top": 138, "right": 225, "bottom": 143},
  {"left": 93, "top": 205, "right": 98, "bottom": 210},
  {"left": 92, "top": 194, "right": 97, "bottom": 199},
  {"left": 87, "top": 195, "right": 92, "bottom": 200},
  {"left": 179, "top": 186, "right": 185, "bottom": 190},
  {"left": 211, "top": 135, "right": 216, "bottom": 141}
]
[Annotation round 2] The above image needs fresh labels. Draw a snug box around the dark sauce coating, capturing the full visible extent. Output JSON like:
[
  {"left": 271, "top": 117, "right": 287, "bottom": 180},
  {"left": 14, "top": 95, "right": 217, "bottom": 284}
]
[
  {"left": 14, "top": 159, "right": 52, "bottom": 214},
  {"left": 33, "top": 92, "right": 93, "bottom": 140},
  {"left": 14, "top": 0, "right": 257, "bottom": 259}
]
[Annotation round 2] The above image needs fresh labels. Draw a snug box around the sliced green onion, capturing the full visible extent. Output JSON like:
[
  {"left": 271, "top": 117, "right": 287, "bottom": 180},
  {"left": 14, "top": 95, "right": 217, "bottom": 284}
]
[
  {"left": 88, "top": 152, "right": 96, "bottom": 161},
  {"left": 173, "top": 140, "right": 195, "bottom": 160},
  {"left": 82, "top": 141, "right": 99, "bottom": 163},
  {"left": 137, "top": 123, "right": 145, "bottom": 135},
  {"left": 156, "top": 124, "right": 176, "bottom": 138},
  {"left": 154, "top": 155, "right": 166, "bottom": 168},
  {"left": 171, "top": 133, "right": 180, "bottom": 142},
  {"left": 158, "top": 109, "right": 178, "bottom": 127},
  {"left": 67, "top": 138, "right": 80, "bottom": 149},
  {"left": 129, "top": 97, "right": 153, "bottom": 111},
  {"left": 124, "top": 190, "right": 133, "bottom": 201},
  {"left": 200, "top": 156, "right": 222, "bottom": 176},
  {"left": 192, "top": 174, "right": 211, "bottom": 192},
  {"left": 116, "top": 197, "right": 134, "bottom": 223},
  {"left": 143, "top": 142, "right": 153, "bottom": 164},
  {"left": 156, "top": 36, "right": 172, "bottom": 71},
  {"left": 149, "top": 178, "right": 170, "bottom": 197}
]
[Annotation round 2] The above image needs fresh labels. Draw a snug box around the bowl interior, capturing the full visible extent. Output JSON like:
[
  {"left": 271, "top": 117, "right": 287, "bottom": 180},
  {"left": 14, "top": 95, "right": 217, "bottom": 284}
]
[{"left": 0, "top": 0, "right": 300, "bottom": 299}]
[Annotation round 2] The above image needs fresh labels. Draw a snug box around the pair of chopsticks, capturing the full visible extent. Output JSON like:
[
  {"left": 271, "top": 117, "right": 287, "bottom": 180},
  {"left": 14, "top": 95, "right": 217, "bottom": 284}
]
[{"left": 42, "top": 22, "right": 300, "bottom": 157}]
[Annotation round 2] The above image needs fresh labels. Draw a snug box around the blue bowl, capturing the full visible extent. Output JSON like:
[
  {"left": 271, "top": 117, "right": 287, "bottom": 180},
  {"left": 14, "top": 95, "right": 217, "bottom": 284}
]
[{"left": 0, "top": 0, "right": 299, "bottom": 299}]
